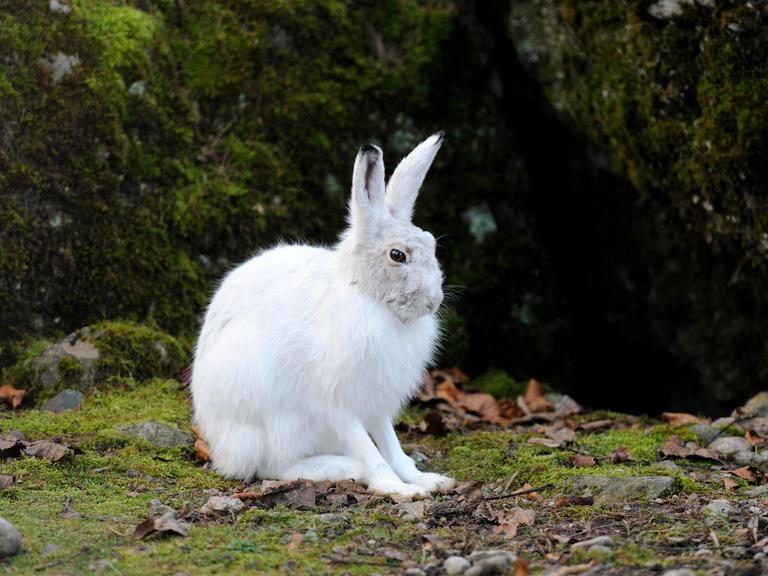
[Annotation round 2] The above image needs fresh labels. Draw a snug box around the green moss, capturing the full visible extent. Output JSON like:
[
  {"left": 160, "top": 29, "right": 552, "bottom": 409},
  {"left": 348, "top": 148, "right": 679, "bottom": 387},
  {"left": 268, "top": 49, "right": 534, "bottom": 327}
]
[
  {"left": 89, "top": 320, "right": 188, "bottom": 383},
  {"left": 472, "top": 369, "right": 527, "bottom": 398}
]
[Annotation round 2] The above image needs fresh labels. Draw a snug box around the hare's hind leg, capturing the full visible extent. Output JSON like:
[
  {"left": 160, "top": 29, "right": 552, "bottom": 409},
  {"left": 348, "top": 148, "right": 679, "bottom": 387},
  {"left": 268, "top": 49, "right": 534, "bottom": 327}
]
[{"left": 275, "top": 455, "right": 364, "bottom": 482}]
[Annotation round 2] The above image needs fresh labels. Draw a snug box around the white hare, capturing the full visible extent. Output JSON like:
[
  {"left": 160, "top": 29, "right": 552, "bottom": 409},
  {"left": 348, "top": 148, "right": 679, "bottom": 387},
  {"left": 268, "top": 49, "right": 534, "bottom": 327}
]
[{"left": 190, "top": 133, "right": 456, "bottom": 498}]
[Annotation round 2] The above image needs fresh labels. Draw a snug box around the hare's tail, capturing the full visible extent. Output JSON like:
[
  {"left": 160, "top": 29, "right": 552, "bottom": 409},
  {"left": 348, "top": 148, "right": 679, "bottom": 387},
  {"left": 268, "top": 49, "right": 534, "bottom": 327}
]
[{"left": 275, "top": 455, "right": 364, "bottom": 482}]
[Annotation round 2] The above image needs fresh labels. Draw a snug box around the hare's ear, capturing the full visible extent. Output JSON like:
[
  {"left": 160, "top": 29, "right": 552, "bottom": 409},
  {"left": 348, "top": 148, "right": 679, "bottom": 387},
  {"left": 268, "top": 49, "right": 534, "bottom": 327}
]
[
  {"left": 386, "top": 132, "right": 443, "bottom": 221},
  {"left": 350, "top": 143, "right": 387, "bottom": 232}
]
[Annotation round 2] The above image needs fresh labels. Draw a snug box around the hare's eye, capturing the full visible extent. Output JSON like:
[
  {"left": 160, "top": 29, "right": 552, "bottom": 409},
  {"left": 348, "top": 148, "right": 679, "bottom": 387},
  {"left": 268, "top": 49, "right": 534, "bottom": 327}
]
[{"left": 389, "top": 248, "right": 406, "bottom": 263}]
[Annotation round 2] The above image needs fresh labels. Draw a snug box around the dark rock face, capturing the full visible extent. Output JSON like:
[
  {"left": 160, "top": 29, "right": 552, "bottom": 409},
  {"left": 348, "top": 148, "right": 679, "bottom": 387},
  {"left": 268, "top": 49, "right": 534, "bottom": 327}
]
[{"left": 475, "top": 0, "right": 768, "bottom": 413}]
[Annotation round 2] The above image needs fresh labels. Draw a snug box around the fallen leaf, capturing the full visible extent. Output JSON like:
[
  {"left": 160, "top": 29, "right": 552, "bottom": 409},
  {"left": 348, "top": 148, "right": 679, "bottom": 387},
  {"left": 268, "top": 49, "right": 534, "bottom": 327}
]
[
  {"left": 731, "top": 466, "right": 757, "bottom": 483},
  {"left": 527, "top": 437, "right": 562, "bottom": 449},
  {"left": 454, "top": 480, "right": 484, "bottom": 503},
  {"left": 0, "top": 434, "right": 24, "bottom": 458},
  {"left": 609, "top": 446, "right": 631, "bottom": 463},
  {"left": 423, "top": 409, "right": 448, "bottom": 436},
  {"left": 0, "top": 384, "right": 25, "bottom": 409},
  {"left": 511, "top": 483, "right": 540, "bottom": 500},
  {"left": 662, "top": 412, "right": 709, "bottom": 427},
  {"left": 524, "top": 379, "right": 552, "bottom": 413},
  {"left": 745, "top": 430, "right": 765, "bottom": 447},
  {"left": 577, "top": 419, "right": 614, "bottom": 432},
  {"left": 260, "top": 479, "right": 316, "bottom": 509},
  {"left": 24, "top": 440, "right": 73, "bottom": 462},
  {"left": 286, "top": 532, "right": 303, "bottom": 551},
  {"left": 491, "top": 506, "right": 535, "bottom": 538},
  {"left": 570, "top": 455, "right": 597, "bottom": 468},
  {"left": 554, "top": 395, "right": 583, "bottom": 416},
  {"left": 551, "top": 562, "right": 595, "bottom": 576},
  {"left": 133, "top": 510, "right": 189, "bottom": 539},
  {"left": 515, "top": 556, "right": 530, "bottom": 576},
  {"left": 421, "top": 534, "right": 442, "bottom": 551},
  {"left": 660, "top": 435, "right": 690, "bottom": 459},
  {"left": 546, "top": 427, "right": 576, "bottom": 445},
  {"left": 722, "top": 477, "right": 738, "bottom": 492},
  {"left": 554, "top": 496, "right": 594, "bottom": 507}
]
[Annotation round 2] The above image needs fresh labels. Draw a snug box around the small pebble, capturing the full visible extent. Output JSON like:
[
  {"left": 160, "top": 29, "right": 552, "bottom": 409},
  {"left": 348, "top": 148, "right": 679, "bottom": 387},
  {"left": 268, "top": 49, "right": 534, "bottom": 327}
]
[
  {"left": 571, "top": 535, "right": 614, "bottom": 551},
  {"left": 89, "top": 559, "right": 113, "bottom": 573},
  {"left": 199, "top": 496, "right": 244, "bottom": 514},
  {"left": 708, "top": 436, "right": 751, "bottom": 458},
  {"left": 703, "top": 498, "right": 736, "bottom": 517},
  {"left": 732, "top": 450, "right": 756, "bottom": 467},
  {"left": 0, "top": 517, "right": 21, "bottom": 558},
  {"left": 661, "top": 570, "right": 696, "bottom": 576},
  {"left": 403, "top": 568, "right": 426, "bottom": 576},
  {"left": 587, "top": 544, "right": 613, "bottom": 558},
  {"left": 443, "top": 555, "right": 471, "bottom": 575}
]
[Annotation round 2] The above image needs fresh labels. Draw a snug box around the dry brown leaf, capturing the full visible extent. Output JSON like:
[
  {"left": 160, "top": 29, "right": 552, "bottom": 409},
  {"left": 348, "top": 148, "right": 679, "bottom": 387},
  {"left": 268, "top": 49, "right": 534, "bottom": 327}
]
[
  {"left": 0, "top": 384, "right": 25, "bottom": 409},
  {"left": 455, "top": 480, "right": 484, "bottom": 503},
  {"left": 551, "top": 562, "right": 595, "bottom": 576},
  {"left": 554, "top": 496, "right": 594, "bottom": 507},
  {"left": 515, "top": 556, "right": 530, "bottom": 576},
  {"left": 286, "top": 532, "right": 303, "bottom": 551},
  {"left": 546, "top": 427, "right": 576, "bottom": 445},
  {"left": 577, "top": 419, "right": 614, "bottom": 432},
  {"left": 745, "top": 430, "right": 765, "bottom": 447},
  {"left": 527, "top": 437, "right": 562, "bottom": 449},
  {"left": 570, "top": 455, "right": 597, "bottom": 468},
  {"left": 722, "top": 477, "right": 738, "bottom": 492},
  {"left": 662, "top": 412, "right": 709, "bottom": 427},
  {"left": 609, "top": 446, "right": 631, "bottom": 463},
  {"left": 511, "top": 483, "right": 540, "bottom": 500},
  {"left": 23, "top": 440, "right": 72, "bottom": 462},
  {"left": 261, "top": 479, "right": 317, "bottom": 509},
  {"left": 423, "top": 409, "right": 448, "bottom": 436},
  {"left": 0, "top": 434, "right": 24, "bottom": 458},
  {"left": 659, "top": 435, "right": 690, "bottom": 459},
  {"left": 491, "top": 506, "right": 535, "bottom": 539},
  {"left": 421, "top": 534, "right": 442, "bottom": 551},
  {"left": 524, "top": 379, "right": 552, "bottom": 413},
  {"left": 133, "top": 510, "right": 188, "bottom": 539},
  {"left": 731, "top": 466, "right": 757, "bottom": 483}
]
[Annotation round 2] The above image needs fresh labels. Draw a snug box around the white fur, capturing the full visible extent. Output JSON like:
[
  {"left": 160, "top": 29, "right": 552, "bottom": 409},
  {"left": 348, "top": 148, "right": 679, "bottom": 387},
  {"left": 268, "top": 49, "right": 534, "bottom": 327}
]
[{"left": 191, "top": 133, "right": 456, "bottom": 497}]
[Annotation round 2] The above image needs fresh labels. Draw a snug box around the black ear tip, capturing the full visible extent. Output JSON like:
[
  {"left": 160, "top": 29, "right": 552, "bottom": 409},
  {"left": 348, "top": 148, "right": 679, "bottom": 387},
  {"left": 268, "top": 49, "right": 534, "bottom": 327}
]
[
  {"left": 360, "top": 143, "right": 379, "bottom": 155},
  {"left": 434, "top": 130, "right": 445, "bottom": 142}
]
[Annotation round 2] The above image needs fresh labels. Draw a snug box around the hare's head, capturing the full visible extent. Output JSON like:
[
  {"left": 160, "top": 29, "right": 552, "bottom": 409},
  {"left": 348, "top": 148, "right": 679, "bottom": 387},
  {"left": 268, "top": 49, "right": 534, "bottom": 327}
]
[{"left": 339, "top": 133, "right": 444, "bottom": 322}]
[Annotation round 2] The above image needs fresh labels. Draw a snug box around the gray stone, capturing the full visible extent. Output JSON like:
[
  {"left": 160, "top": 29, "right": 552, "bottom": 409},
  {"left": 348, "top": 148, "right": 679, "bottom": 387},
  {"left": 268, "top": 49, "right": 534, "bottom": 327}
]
[
  {"left": 444, "top": 555, "right": 471, "bottom": 575},
  {"left": 467, "top": 550, "right": 516, "bottom": 565},
  {"left": 33, "top": 329, "right": 100, "bottom": 394},
  {"left": 571, "top": 535, "right": 614, "bottom": 551},
  {"left": 651, "top": 460, "right": 680, "bottom": 473},
  {"left": 662, "top": 570, "right": 696, "bottom": 576},
  {"left": 199, "top": 496, "right": 244, "bottom": 514},
  {"left": 739, "top": 392, "right": 768, "bottom": 418},
  {"left": 566, "top": 475, "right": 675, "bottom": 505},
  {"left": 733, "top": 450, "right": 757, "bottom": 467},
  {"left": 41, "top": 543, "right": 61, "bottom": 556},
  {"left": 118, "top": 422, "right": 193, "bottom": 448},
  {"left": 0, "top": 517, "right": 21, "bottom": 558},
  {"left": 703, "top": 498, "right": 736, "bottom": 519},
  {"left": 394, "top": 500, "right": 428, "bottom": 522},
  {"left": 49, "top": 0, "right": 71, "bottom": 14},
  {"left": 747, "top": 485, "right": 768, "bottom": 497},
  {"left": 90, "top": 559, "right": 113, "bottom": 573},
  {"left": 466, "top": 550, "right": 516, "bottom": 575},
  {"left": 708, "top": 436, "right": 751, "bottom": 458},
  {"left": 41, "top": 389, "right": 85, "bottom": 413},
  {"left": 687, "top": 424, "right": 720, "bottom": 445},
  {"left": 403, "top": 569, "right": 426, "bottom": 576},
  {"left": 586, "top": 544, "right": 613, "bottom": 558}
]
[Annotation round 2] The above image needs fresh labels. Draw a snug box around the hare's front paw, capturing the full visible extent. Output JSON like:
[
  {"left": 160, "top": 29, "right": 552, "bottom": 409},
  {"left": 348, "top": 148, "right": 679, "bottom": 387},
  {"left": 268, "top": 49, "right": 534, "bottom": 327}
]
[
  {"left": 369, "top": 479, "right": 430, "bottom": 500},
  {"left": 409, "top": 472, "right": 457, "bottom": 494}
]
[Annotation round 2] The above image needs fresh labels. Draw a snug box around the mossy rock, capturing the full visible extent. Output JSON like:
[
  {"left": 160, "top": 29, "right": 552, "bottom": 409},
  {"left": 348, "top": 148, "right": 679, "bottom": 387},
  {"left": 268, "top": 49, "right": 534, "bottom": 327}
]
[{"left": 5, "top": 321, "right": 187, "bottom": 403}]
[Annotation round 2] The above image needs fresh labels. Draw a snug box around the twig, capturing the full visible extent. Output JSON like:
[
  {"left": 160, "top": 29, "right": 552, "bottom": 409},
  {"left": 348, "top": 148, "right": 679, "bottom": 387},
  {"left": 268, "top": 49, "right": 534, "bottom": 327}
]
[
  {"left": 483, "top": 483, "right": 553, "bottom": 500},
  {"left": 709, "top": 529, "right": 721, "bottom": 550}
]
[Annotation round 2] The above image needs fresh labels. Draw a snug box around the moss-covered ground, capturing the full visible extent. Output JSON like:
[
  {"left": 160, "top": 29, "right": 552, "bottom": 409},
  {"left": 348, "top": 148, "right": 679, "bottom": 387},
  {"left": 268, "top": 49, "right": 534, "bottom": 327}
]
[{"left": 1, "top": 379, "right": 765, "bottom": 574}]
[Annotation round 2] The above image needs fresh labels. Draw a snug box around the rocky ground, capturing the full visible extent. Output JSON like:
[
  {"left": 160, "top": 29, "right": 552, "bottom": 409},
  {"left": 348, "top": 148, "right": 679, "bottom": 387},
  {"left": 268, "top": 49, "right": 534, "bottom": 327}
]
[{"left": 2, "top": 329, "right": 768, "bottom": 574}]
